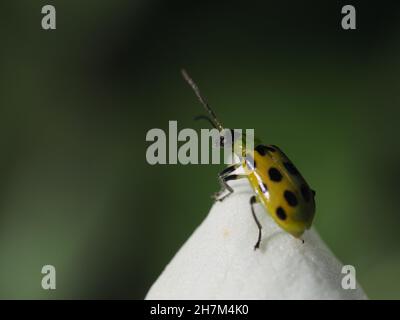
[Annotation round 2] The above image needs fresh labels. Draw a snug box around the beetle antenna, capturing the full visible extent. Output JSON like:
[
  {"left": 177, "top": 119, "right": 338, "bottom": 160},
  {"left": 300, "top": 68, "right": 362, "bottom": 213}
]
[{"left": 181, "top": 69, "right": 224, "bottom": 131}]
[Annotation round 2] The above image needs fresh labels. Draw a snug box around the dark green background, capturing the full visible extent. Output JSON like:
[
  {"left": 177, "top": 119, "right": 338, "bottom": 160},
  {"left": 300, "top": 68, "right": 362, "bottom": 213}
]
[{"left": 0, "top": 0, "right": 399, "bottom": 299}]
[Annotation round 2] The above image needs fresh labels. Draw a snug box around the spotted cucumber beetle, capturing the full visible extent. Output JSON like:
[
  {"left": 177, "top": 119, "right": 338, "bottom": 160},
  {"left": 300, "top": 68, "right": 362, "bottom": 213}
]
[{"left": 181, "top": 69, "right": 316, "bottom": 250}]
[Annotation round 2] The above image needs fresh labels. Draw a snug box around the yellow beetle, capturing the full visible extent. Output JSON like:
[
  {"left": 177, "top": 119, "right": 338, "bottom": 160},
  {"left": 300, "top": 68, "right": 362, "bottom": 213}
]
[{"left": 181, "top": 69, "right": 316, "bottom": 249}]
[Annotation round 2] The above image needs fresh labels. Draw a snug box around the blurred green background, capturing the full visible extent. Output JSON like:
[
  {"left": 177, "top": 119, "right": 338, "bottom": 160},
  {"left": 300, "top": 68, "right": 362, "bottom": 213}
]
[{"left": 0, "top": 0, "right": 399, "bottom": 299}]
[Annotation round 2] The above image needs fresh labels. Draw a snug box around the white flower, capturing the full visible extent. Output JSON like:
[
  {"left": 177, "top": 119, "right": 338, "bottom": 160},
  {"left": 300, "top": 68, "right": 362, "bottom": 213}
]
[{"left": 146, "top": 179, "right": 367, "bottom": 300}]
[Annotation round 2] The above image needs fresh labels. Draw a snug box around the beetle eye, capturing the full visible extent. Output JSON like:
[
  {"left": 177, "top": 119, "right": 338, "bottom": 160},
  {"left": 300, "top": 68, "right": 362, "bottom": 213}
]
[
  {"left": 219, "top": 135, "right": 225, "bottom": 147},
  {"left": 219, "top": 128, "right": 235, "bottom": 148}
]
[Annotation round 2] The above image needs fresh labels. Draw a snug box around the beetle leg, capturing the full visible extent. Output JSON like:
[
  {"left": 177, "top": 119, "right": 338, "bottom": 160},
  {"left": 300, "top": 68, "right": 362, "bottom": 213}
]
[
  {"left": 212, "top": 163, "right": 241, "bottom": 201},
  {"left": 213, "top": 173, "right": 247, "bottom": 202},
  {"left": 219, "top": 163, "right": 241, "bottom": 176},
  {"left": 250, "top": 195, "right": 262, "bottom": 250}
]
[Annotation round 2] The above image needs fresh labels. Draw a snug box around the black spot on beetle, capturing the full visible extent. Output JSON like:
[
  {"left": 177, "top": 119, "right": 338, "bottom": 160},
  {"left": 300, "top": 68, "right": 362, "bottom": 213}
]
[
  {"left": 268, "top": 167, "right": 282, "bottom": 182},
  {"left": 276, "top": 207, "right": 287, "bottom": 220},
  {"left": 255, "top": 144, "right": 276, "bottom": 156},
  {"left": 284, "top": 190, "right": 298, "bottom": 207},
  {"left": 255, "top": 145, "right": 268, "bottom": 156},
  {"left": 283, "top": 161, "right": 299, "bottom": 175},
  {"left": 301, "top": 184, "right": 311, "bottom": 202}
]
